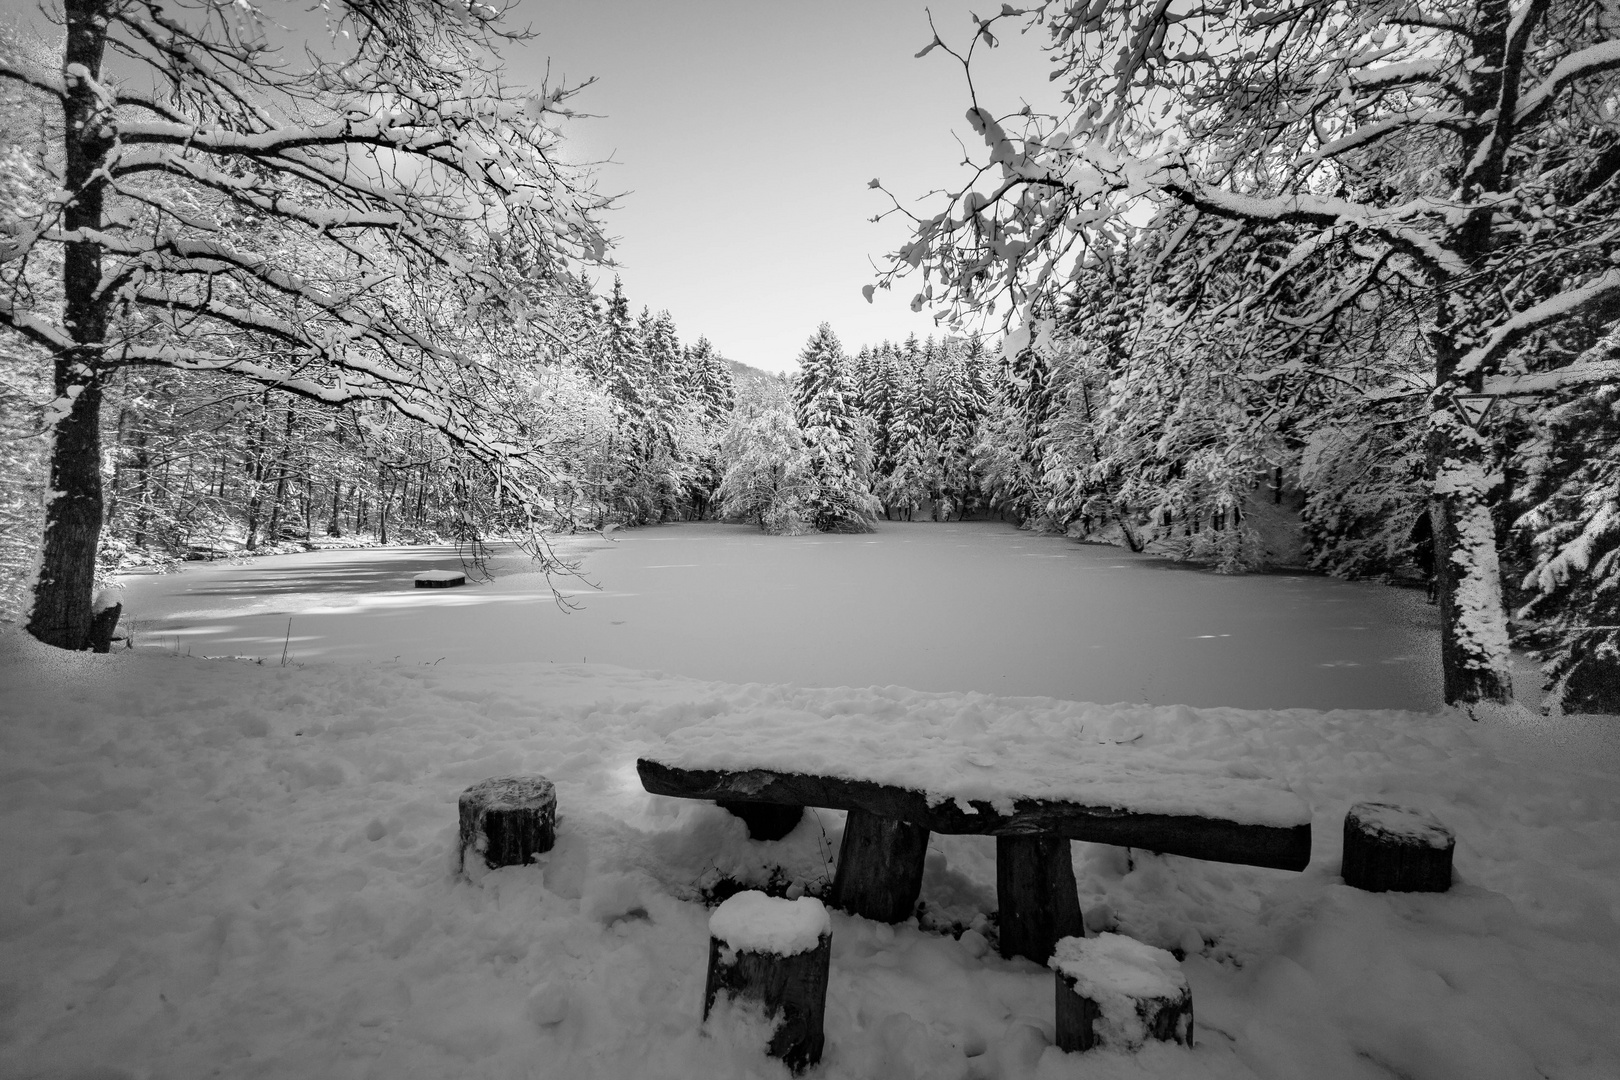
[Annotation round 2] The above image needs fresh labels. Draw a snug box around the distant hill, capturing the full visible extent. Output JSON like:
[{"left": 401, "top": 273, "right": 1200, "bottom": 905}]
[{"left": 726, "top": 359, "right": 791, "bottom": 409}]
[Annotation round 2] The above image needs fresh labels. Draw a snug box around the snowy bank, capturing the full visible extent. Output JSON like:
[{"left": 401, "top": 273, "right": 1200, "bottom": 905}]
[{"left": 1, "top": 631, "right": 1616, "bottom": 1079}]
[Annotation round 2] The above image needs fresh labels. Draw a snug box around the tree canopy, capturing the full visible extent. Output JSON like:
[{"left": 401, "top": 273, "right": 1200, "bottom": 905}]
[{"left": 876, "top": 0, "right": 1620, "bottom": 707}]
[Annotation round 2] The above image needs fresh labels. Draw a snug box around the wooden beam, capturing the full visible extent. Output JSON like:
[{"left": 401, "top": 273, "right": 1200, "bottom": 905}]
[
  {"left": 637, "top": 759, "right": 1310, "bottom": 872},
  {"left": 830, "top": 809, "right": 929, "bottom": 923}
]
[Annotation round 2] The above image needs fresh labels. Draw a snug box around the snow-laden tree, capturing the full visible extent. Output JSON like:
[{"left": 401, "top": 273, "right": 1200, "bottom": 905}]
[
  {"left": 793, "top": 323, "right": 880, "bottom": 532},
  {"left": 877, "top": 0, "right": 1620, "bottom": 705},
  {"left": 717, "top": 407, "right": 814, "bottom": 534},
  {"left": 1515, "top": 337, "right": 1620, "bottom": 712},
  {"left": 686, "top": 336, "right": 736, "bottom": 425},
  {"left": 0, "top": 0, "right": 608, "bottom": 649}
]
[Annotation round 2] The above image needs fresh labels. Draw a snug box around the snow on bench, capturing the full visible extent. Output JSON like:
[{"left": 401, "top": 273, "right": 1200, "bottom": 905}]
[{"left": 637, "top": 704, "right": 1311, "bottom": 963}]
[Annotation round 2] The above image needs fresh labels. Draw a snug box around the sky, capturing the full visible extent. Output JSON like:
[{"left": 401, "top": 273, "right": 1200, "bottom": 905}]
[
  {"left": 0, "top": 0, "right": 1061, "bottom": 373},
  {"left": 505, "top": 0, "right": 1063, "bottom": 372}
]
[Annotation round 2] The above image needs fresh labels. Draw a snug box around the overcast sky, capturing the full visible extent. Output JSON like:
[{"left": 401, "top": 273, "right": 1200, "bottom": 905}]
[{"left": 513, "top": 0, "right": 1060, "bottom": 372}]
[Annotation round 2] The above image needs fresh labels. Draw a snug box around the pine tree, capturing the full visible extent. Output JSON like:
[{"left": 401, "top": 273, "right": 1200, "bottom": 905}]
[
  {"left": 877, "top": 349, "right": 933, "bottom": 520},
  {"left": 1516, "top": 368, "right": 1620, "bottom": 713},
  {"left": 687, "top": 337, "right": 736, "bottom": 425},
  {"left": 793, "top": 324, "right": 879, "bottom": 532}
]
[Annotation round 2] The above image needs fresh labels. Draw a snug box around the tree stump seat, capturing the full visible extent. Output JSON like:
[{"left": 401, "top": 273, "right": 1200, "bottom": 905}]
[
  {"left": 458, "top": 776, "right": 556, "bottom": 872},
  {"left": 414, "top": 569, "right": 467, "bottom": 588},
  {"left": 1341, "top": 802, "right": 1455, "bottom": 892},
  {"left": 702, "top": 891, "right": 832, "bottom": 1072},
  {"left": 637, "top": 757, "right": 1311, "bottom": 964},
  {"left": 1052, "top": 933, "right": 1194, "bottom": 1052}
]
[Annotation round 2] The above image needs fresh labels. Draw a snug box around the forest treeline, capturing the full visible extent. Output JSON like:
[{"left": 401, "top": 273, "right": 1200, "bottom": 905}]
[{"left": 3, "top": 259, "right": 1614, "bottom": 714}]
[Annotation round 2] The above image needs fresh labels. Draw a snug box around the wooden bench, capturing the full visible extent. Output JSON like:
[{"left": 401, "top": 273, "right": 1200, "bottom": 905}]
[{"left": 638, "top": 752, "right": 1311, "bottom": 964}]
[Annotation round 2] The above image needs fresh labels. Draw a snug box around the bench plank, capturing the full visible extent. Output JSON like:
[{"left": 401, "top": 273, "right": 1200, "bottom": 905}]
[{"left": 637, "top": 759, "right": 1310, "bottom": 871}]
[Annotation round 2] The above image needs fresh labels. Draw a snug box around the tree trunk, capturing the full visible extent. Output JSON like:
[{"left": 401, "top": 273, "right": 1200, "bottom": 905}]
[
  {"left": 28, "top": 0, "right": 112, "bottom": 651},
  {"left": 1421, "top": 0, "right": 1515, "bottom": 707},
  {"left": 104, "top": 398, "right": 129, "bottom": 535},
  {"left": 266, "top": 403, "right": 294, "bottom": 544},
  {"left": 243, "top": 411, "right": 267, "bottom": 551},
  {"left": 132, "top": 431, "right": 150, "bottom": 549},
  {"left": 1427, "top": 296, "right": 1512, "bottom": 707}
]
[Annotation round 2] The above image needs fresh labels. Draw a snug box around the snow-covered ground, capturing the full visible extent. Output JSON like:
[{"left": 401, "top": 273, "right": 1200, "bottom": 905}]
[{"left": 3, "top": 524, "right": 1617, "bottom": 1079}]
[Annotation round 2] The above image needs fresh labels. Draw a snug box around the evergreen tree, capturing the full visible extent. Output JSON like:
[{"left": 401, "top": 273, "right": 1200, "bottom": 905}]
[
  {"left": 793, "top": 324, "right": 880, "bottom": 532},
  {"left": 876, "top": 350, "right": 934, "bottom": 520},
  {"left": 687, "top": 337, "right": 736, "bottom": 425},
  {"left": 601, "top": 278, "right": 649, "bottom": 419},
  {"left": 1516, "top": 369, "right": 1620, "bottom": 713}
]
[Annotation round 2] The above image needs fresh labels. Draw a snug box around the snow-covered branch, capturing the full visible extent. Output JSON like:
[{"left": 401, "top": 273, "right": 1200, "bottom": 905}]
[
  {"left": 1458, "top": 268, "right": 1620, "bottom": 378},
  {"left": 1514, "top": 39, "right": 1620, "bottom": 130}
]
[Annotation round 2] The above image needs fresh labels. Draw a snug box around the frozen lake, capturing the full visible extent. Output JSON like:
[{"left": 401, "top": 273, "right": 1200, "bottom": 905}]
[{"left": 112, "top": 521, "right": 1456, "bottom": 711}]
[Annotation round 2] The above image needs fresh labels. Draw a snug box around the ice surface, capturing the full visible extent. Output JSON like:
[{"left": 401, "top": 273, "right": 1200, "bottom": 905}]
[
  {"left": 708, "top": 891, "right": 829, "bottom": 955},
  {"left": 110, "top": 522, "right": 1446, "bottom": 711}
]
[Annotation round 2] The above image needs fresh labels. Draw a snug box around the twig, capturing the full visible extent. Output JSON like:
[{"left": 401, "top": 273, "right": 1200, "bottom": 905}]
[{"left": 280, "top": 617, "right": 292, "bottom": 666}]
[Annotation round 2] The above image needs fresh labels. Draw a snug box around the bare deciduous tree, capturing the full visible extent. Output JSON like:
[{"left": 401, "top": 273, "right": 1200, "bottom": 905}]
[{"left": 1, "top": 0, "right": 609, "bottom": 649}]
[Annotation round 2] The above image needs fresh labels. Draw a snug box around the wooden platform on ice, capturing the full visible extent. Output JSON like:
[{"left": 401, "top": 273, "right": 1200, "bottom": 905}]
[{"left": 414, "top": 570, "right": 467, "bottom": 588}]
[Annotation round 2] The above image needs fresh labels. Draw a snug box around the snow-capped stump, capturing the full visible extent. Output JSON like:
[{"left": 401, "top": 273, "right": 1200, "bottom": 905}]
[
  {"left": 413, "top": 569, "right": 466, "bottom": 588},
  {"left": 830, "top": 808, "right": 930, "bottom": 923},
  {"left": 1341, "top": 802, "right": 1455, "bottom": 892},
  {"left": 703, "top": 891, "right": 832, "bottom": 1072},
  {"left": 1052, "top": 933, "right": 1194, "bottom": 1053},
  {"left": 716, "top": 799, "right": 804, "bottom": 841},
  {"left": 87, "top": 599, "right": 122, "bottom": 654},
  {"left": 457, "top": 776, "right": 556, "bottom": 872},
  {"left": 996, "top": 834, "right": 1084, "bottom": 963}
]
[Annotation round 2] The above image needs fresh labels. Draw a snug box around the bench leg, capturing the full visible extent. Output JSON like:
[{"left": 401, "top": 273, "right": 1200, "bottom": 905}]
[
  {"left": 996, "top": 835, "right": 1084, "bottom": 964},
  {"left": 716, "top": 800, "right": 804, "bottom": 841},
  {"left": 830, "top": 808, "right": 929, "bottom": 923}
]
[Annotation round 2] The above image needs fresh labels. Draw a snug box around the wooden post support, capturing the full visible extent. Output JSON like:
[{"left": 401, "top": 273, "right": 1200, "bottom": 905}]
[
  {"left": 87, "top": 601, "right": 122, "bottom": 653},
  {"left": 996, "top": 834, "right": 1084, "bottom": 964},
  {"left": 458, "top": 776, "right": 556, "bottom": 873},
  {"left": 830, "top": 808, "right": 929, "bottom": 923},
  {"left": 717, "top": 800, "right": 804, "bottom": 841},
  {"left": 1341, "top": 802, "right": 1454, "bottom": 893},
  {"left": 1052, "top": 934, "right": 1193, "bottom": 1053},
  {"left": 703, "top": 892, "right": 832, "bottom": 1073}
]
